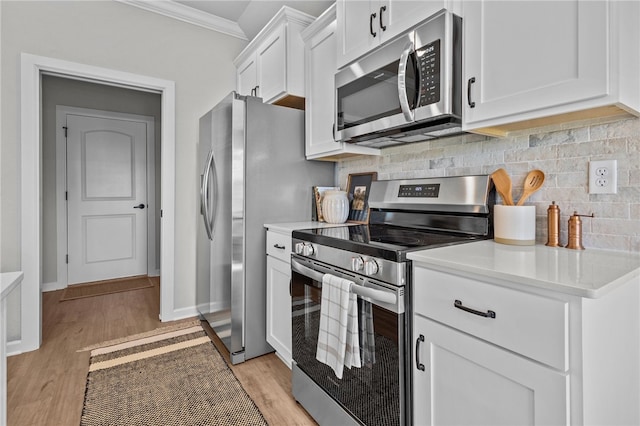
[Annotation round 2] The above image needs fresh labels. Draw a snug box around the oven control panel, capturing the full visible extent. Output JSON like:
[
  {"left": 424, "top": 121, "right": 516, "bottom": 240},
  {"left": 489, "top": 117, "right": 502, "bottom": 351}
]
[
  {"left": 398, "top": 183, "right": 440, "bottom": 198},
  {"left": 292, "top": 237, "right": 405, "bottom": 287}
]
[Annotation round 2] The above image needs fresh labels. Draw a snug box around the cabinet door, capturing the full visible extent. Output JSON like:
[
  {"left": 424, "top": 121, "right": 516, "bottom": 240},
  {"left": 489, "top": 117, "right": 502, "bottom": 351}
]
[
  {"left": 337, "top": 0, "right": 379, "bottom": 69},
  {"left": 306, "top": 20, "right": 340, "bottom": 157},
  {"left": 463, "top": 0, "right": 608, "bottom": 128},
  {"left": 382, "top": 0, "right": 445, "bottom": 42},
  {"left": 257, "top": 24, "right": 287, "bottom": 103},
  {"left": 237, "top": 55, "right": 257, "bottom": 97},
  {"left": 266, "top": 255, "right": 292, "bottom": 367},
  {"left": 413, "top": 315, "right": 569, "bottom": 426}
]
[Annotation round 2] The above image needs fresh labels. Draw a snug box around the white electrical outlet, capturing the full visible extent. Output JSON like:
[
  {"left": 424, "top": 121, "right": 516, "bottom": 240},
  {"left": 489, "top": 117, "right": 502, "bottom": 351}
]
[{"left": 589, "top": 160, "right": 617, "bottom": 194}]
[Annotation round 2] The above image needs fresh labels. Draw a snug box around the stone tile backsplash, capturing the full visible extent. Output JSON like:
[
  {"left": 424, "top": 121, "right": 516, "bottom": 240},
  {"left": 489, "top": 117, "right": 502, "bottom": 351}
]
[{"left": 336, "top": 116, "right": 640, "bottom": 253}]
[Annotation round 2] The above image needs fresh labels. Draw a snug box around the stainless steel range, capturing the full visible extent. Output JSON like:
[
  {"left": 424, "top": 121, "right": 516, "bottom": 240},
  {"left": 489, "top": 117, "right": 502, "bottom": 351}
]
[{"left": 290, "top": 175, "right": 495, "bottom": 426}]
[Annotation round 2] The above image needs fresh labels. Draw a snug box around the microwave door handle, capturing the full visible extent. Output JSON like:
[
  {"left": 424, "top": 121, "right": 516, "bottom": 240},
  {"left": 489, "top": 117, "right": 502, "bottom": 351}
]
[{"left": 398, "top": 41, "right": 415, "bottom": 122}]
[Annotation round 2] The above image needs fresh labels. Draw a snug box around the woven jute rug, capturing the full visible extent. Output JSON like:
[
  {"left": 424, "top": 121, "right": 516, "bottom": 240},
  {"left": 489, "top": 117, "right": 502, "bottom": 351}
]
[
  {"left": 60, "top": 275, "right": 154, "bottom": 301},
  {"left": 80, "top": 323, "right": 267, "bottom": 426}
]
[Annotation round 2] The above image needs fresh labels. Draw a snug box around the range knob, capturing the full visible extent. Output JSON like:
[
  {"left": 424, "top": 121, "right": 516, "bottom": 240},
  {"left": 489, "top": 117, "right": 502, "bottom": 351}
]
[
  {"left": 294, "top": 242, "right": 305, "bottom": 255},
  {"left": 364, "top": 259, "right": 379, "bottom": 276},
  {"left": 302, "top": 243, "right": 315, "bottom": 257},
  {"left": 351, "top": 256, "right": 364, "bottom": 272}
]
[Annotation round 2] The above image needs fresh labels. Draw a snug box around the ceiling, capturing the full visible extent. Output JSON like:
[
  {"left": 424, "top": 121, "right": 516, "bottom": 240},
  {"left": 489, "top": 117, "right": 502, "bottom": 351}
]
[{"left": 121, "top": 0, "right": 334, "bottom": 41}]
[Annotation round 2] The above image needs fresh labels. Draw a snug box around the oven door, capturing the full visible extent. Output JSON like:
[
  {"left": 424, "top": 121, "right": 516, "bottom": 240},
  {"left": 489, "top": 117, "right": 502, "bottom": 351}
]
[
  {"left": 290, "top": 255, "right": 408, "bottom": 426},
  {"left": 335, "top": 32, "right": 417, "bottom": 143}
]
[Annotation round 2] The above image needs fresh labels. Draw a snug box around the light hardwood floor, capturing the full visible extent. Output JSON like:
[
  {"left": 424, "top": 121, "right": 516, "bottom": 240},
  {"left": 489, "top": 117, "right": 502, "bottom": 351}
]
[{"left": 7, "top": 278, "right": 316, "bottom": 426}]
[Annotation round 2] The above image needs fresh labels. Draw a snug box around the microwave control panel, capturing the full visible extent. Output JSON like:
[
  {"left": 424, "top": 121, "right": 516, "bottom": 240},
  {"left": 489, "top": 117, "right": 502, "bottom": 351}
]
[{"left": 416, "top": 39, "right": 441, "bottom": 106}]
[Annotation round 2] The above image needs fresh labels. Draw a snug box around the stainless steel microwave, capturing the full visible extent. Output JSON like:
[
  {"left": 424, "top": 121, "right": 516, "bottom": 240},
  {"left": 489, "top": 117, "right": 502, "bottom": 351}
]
[{"left": 335, "top": 10, "right": 462, "bottom": 148}]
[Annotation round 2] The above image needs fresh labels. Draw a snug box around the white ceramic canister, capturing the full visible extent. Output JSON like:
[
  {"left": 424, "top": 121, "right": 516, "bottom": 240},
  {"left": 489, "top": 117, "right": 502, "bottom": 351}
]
[
  {"left": 322, "top": 190, "right": 349, "bottom": 224},
  {"left": 494, "top": 205, "right": 536, "bottom": 245}
]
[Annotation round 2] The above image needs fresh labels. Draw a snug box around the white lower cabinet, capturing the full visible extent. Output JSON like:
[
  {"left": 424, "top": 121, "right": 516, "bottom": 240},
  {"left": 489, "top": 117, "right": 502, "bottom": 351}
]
[
  {"left": 412, "top": 263, "right": 640, "bottom": 426},
  {"left": 413, "top": 315, "right": 568, "bottom": 425},
  {"left": 265, "top": 230, "right": 292, "bottom": 367}
]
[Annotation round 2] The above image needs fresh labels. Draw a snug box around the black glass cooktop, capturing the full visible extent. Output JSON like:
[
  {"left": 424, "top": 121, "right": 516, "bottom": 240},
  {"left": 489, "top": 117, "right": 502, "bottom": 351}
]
[{"left": 293, "top": 224, "right": 485, "bottom": 262}]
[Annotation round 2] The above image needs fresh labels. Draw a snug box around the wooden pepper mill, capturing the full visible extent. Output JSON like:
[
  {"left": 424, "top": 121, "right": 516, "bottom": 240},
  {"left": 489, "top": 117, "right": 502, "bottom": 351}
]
[{"left": 565, "top": 211, "right": 594, "bottom": 250}]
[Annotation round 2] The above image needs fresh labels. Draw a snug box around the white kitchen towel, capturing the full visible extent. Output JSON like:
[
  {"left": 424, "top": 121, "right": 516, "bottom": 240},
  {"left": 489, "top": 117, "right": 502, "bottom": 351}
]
[
  {"left": 316, "top": 274, "right": 361, "bottom": 379},
  {"left": 359, "top": 299, "right": 376, "bottom": 366}
]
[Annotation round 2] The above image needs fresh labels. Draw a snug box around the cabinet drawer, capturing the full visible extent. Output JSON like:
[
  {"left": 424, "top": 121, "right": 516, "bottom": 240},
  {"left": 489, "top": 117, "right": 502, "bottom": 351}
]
[
  {"left": 414, "top": 267, "right": 568, "bottom": 371},
  {"left": 266, "top": 231, "right": 291, "bottom": 263}
]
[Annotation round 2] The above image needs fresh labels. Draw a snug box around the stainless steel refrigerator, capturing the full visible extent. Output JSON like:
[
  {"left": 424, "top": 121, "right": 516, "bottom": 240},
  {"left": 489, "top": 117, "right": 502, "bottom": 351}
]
[{"left": 196, "top": 92, "right": 334, "bottom": 364}]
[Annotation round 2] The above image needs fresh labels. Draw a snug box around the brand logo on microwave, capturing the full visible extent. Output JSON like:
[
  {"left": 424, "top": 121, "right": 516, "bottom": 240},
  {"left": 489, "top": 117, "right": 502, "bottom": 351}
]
[{"left": 423, "top": 45, "right": 435, "bottom": 54}]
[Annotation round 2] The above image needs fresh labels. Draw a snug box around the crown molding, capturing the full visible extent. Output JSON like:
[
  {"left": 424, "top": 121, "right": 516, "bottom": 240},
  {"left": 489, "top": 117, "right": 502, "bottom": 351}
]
[{"left": 115, "top": 0, "right": 248, "bottom": 40}]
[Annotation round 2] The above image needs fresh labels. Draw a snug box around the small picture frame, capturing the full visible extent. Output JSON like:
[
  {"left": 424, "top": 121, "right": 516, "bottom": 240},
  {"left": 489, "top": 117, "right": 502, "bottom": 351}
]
[
  {"left": 346, "top": 172, "right": 377, "bottom": 224},
  {"left": 313, "top": 186, "right": 340, "bottom": 222}
]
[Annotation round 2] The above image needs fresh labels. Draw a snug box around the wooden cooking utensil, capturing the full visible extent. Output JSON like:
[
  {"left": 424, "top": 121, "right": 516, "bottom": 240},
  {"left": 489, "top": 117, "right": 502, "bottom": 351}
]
[
  {"left": 517, "top": 169, "right": 545, "bottom": 206},
  {"left": 490, "top": 168, "right": 515, "bottom": 206}
]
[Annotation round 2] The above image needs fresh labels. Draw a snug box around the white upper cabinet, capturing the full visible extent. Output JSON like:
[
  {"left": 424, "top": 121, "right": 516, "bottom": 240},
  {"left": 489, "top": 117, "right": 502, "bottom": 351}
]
[
  {"left": 463, "top": 0, "right": 640, "bottom": 136},
  {"left": 302, "top": 4, "right": 381, "bottom": 161},
  {"left": 234, "top": 7, "right": 315, "bottom": 106},
  {"left": 236, "top": 55, "right": 257, "bottom": 98},
  {"left": 336, "top": 0, "right": 447, "bottom": 69}
]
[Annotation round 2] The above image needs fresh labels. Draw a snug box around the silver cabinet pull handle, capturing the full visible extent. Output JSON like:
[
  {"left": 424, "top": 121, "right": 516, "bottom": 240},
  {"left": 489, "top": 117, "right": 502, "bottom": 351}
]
[
  {"left": 454, "top": 299, "right": 496, "bottom": 318},
  {"left": 415, "top": 334, "right": 425, "bottom": 371}
]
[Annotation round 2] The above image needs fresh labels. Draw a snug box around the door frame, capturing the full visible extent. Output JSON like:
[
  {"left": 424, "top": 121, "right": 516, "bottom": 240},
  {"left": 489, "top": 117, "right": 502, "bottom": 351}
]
[
  {"left": 20, "top": 53, "right": 176, "bottom": 353},
  {"left": 55, "top": 106, "right": 157, "bottom": 289}
]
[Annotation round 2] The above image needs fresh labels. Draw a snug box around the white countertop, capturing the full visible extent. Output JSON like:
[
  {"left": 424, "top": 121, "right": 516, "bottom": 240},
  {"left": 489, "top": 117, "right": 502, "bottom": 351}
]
[
  {"left": 1, "top": 271, "right": 23, "bottom": 300},
  {"left": 264, "top": 221, "right": 356, "bottom": 234},
  {"left": 407, "top": 240, "right": 640, "bottom": 298}
]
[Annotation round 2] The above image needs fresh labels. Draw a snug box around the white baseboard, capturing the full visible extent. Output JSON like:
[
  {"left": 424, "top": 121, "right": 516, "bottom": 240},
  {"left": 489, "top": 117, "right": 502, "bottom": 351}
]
[
  {"left": 161, "top": 305, "right": 200, "bottom": 322},
  {"left": 210, "top": 301, "right": 230, "bottom": 312},
  {"left": 41, "top": 281, "right": 65, "bottom": 293},
  {"left": 43, "top": 271, "right": 160, "bottom": 293},
  {"left": 6, "top": 340, "right": 24, "bottom": 357}
]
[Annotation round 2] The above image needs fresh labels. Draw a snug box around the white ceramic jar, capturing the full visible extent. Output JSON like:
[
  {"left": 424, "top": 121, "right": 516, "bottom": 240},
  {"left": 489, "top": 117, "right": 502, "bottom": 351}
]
[
  {"left": 322, "top": 190, "right": 349, "bottom": 224},
  {"left": 494, "top": 205, "right": 536, "bottom": 245}
]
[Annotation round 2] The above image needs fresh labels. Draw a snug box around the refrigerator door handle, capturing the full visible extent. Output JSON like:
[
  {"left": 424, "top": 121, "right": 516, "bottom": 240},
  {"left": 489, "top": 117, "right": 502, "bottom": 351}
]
[{"left": 200, "top": 149, "right": 217, "bottom": 240}]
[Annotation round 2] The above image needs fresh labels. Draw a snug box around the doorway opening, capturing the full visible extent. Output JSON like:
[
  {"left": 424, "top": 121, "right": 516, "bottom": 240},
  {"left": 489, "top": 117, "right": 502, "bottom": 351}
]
[
  {"left": 20, "top": 53, "right": 177, "bottom": 353},
  {"left": 45, "top": 78, "right": 161, "bottom": 289}
]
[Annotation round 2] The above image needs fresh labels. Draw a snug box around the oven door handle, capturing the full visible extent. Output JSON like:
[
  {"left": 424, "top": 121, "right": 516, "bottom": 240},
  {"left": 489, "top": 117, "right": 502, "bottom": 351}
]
[
  {"left": 354, "top": 279, "right": 397, "bottom": 305},
  {"left": 291, "top": 258, "right": 324, "bottom": 282},
  {"left": 291, "top": 259, "right": 397, "bottom": 305}
]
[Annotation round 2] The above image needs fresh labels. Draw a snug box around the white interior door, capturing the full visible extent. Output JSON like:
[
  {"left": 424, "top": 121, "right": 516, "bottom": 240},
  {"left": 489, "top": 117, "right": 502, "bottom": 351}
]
[{"left": 66, "top": 114, "right": 147, "bottom": 285}]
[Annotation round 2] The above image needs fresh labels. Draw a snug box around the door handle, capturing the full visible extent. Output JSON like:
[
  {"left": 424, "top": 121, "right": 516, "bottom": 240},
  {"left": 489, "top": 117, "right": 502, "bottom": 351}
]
[
  {"left": 133, "top": 203, "right": 146, "bottom": 209},
  {"left": 379, "top": 6, "right": 386, "bottom": 31}
]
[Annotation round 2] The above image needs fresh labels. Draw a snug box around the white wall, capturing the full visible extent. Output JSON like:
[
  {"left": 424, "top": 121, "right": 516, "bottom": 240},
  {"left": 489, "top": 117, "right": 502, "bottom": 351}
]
[
  {"left": 1, "top": 1, "right": 247, "bottom": 339},
  {"left": 337, "top": 116, "right": 640, "bottom": 252}
]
